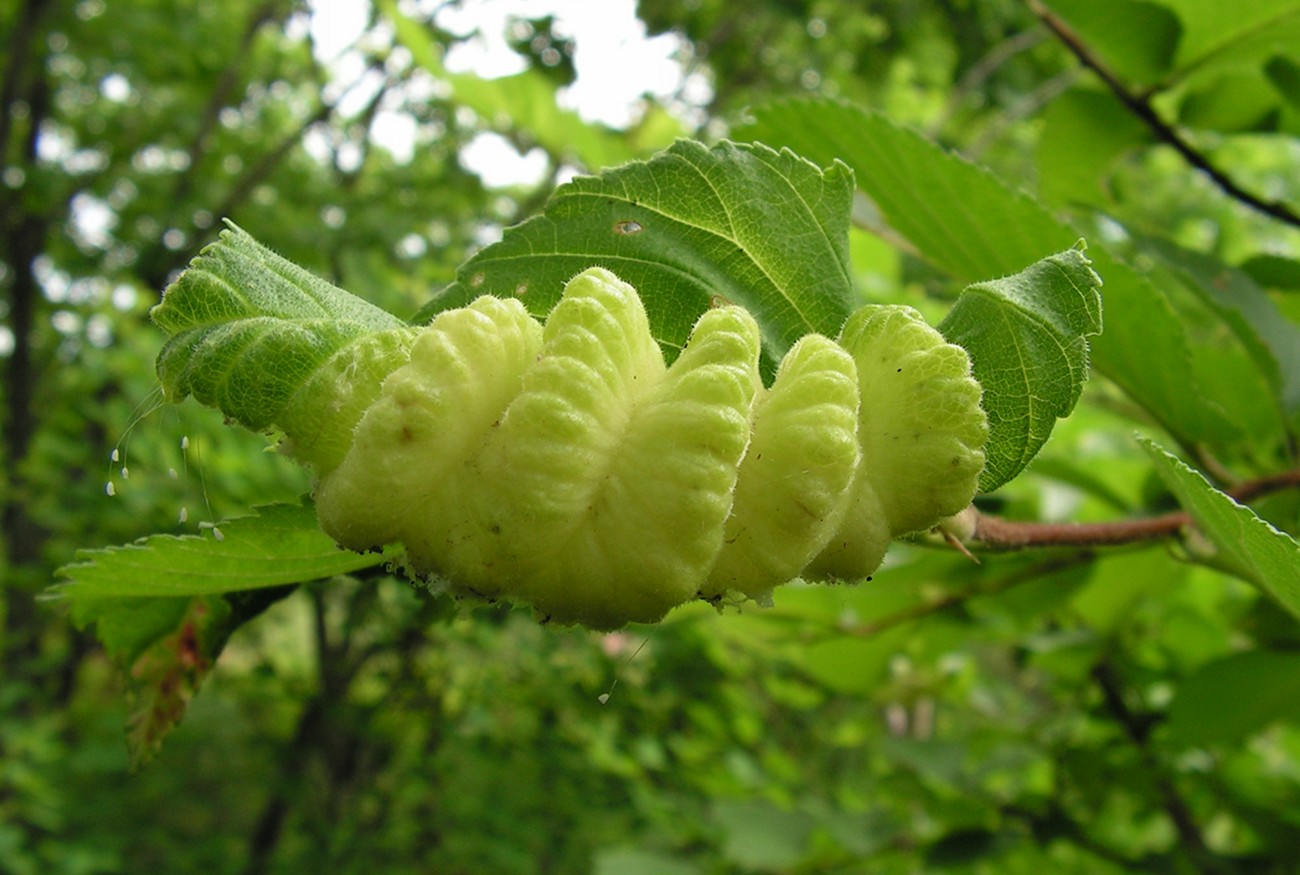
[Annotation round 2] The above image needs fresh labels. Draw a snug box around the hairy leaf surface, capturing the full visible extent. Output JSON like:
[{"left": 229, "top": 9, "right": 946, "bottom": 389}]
[
  {"left": 940, "top": 247, "right": 1102, "bottom": 491},
  {"left": 1143, "top": 438, "right": 1300, "bottom": 621},
  {"left": 55, "top": 501, "right": 386, "bottom": 598},
  {"left": 420, "top": 139, "right": 856, "bottom": 371},
  {"left": 152, "top": 223, "right": 419, "bottom": 471},
  {"left": 737, "top": 98, "right": 1250, "bottom": 452}
]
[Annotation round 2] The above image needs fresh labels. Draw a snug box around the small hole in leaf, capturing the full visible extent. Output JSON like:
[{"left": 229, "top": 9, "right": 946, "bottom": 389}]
[
  {"left": 613, "top": 220, "right": 643, "bottom": 235},
  {"left": 470, "top": 272, "right": 486, "bottom": 287}
]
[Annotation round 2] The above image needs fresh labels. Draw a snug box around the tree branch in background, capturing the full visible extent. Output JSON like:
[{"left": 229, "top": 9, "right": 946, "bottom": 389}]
[
  {"left": 168, "top": 1, "right": 295, "bottom": 213},
  {"left": 138, "top": 98, "right": 335, "bottom": 291},
  {"left": 0, "top": 0, "right": 50, "bottom": 174},
  {"left": 1, "top": 0, "right": 55, "bottom": 676},
  {"left": 963, "top": 68, "right": 1077, "bottom": 161},
  {"left": 1091, "top": 661, "right": 1226, "bottom": 873},
  {"left": 941, "top": 27, "right": 1047, "bottom": 126},
  {"left": 971, "top": 468, "right": 1300, "bottom": 549},
  {"left": 936, "top": 26, "right": 1060, "bottom": 157},
  {"left": 844, "top": 553, "right": 1093, "bottom": 637},
  {"left": 1030, "top": 0, "right": 1300, "bottom": 229}
]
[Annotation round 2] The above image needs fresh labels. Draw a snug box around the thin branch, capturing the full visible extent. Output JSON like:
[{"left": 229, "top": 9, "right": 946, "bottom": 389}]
[
  {"left": 973, "top": 509, "right": 1185, "bottom": 549},
  {"left": 167, "top": 0, "right": 293, "bottom": 212},
  {"left": 1030, "top": 0, "right": 1300, "bottom": 229},
  {"left": 138, "top": 99, "right": 335, "bottom": 290},
  {"left": 963, "top": 67, "right": 1077, "bottom": 161},
  {"left": 934, "top": 26, "right": 1049, "bottom": 143},
  {"left": 835, "top": 468, "right": 1300, "bottom": 637},
  {"left": 1007, "top": 801, "right": 1160, "bottom": 872},
  {"left": 843, "top": 553, "right": 1094, "bottom": 636},
  {"left": 943, "top": 27, "right": 1048, "bottom": 124},
  {"left": 971, "top": 468, "right": 1300, "bottom": 550},
  {"left": 1092, "top": 661, "right": 1231, "bottom": 873},
  {"left": 0, "top": 0, "right": 52, "bottom": 183},
  {"left": 215, "top": 101, "right": 334, "bottom": 216},
  {"left": 1, "top": 8, "right": 54, "bottom": 675}
]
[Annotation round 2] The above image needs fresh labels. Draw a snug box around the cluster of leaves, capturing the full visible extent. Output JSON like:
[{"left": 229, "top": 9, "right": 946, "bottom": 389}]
[
  {"left": 4, "top": 0, "right": 1300, "bottom": 872},
  {"left": 56, "top": 135, "right": 1102, "bottom": 750}
]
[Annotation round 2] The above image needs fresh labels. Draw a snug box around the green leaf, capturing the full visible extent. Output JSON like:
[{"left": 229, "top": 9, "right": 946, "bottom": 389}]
[
  {"left": 1141, "top": 437, "right": 1300, "bottom": 621},
  {"left": 1179, "top": 69, "right": 1285, "bottom": 132},
  {"left": 737, "top": 102, "right": 1066, "bottom": 278},
  {"left": 1154, "top": 0, "right": 1300, "bottom": 72},
  {"left": 54, "top": 500, "right": 381, "bottom": 765},
  {"left": 710, "top": 799, "right": 815, "bottom": 871},
  {"left": 152, "top": 222, "right": 418, "bottom": 471},
  {"left": 419, "top": 139, "right": 856, "bottom": 369},
  {"left": 1240, "top": 252, "right": 1300, "bottom": 289},
  {"left": 798, "top": 629, "right": 909, "bottom": 693},
  {"left": 1165, "top": 650, "right": 1300, "bottom": 746},
  {"left": 54, "top": 501, "right": 387, "bottom": 599},
  {"left": 736, "top": 98, "right": 1241, "bottom": 449},
  {"left": 1036, "top": 88, "right": 1150, "bottom": 207},
  {"left": 940, "top": 246, "right": 1103, "bottom": 492},
  {"left": 1042, "top": 0, "right": 1181, "bottom": 84},
  {"left": 1141, "top": 238, "right": 1300, "bottom": 423},
  {"left": 70, "top": 595, "right": 199, "bottom": 665},
  {"left": 64, "top": 587, "right": 297, "bottom": 768},
  {"left": 1265, "top": 55, "right": 1300, "bottom": 112},
  {"left": 593, "top": 849, "right": 702, "bottom": 875}
]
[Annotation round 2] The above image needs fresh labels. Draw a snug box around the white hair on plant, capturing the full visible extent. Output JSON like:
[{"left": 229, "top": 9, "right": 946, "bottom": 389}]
[
  {"left": 105, "top": 387, "right": 219, "bottom": 535},
  {"left": 105, "top": 385, "right": 167, "bottom": 500}
]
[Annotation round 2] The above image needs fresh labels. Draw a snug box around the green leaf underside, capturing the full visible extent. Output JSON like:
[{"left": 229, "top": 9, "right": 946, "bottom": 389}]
[
  {"left": 735, "top": 99, "right": 1246, "bottom": 450},
  {"left": 1036, "top": 88, "right": 1152, "bottom": 208},
  {"left": 1142, "top": 238, "right": 1300, "bottom": 420},
  {"left": 419, "top": 139, "right": 856, "bottom": 370},
  {"left": 1142, "top": 438, "right": 1300, "bottom": 621},
  {"left": 71, "top": 595, "right": 199, "bottom": 664},
  {"left": 54, "top": 501, "right": 387, "bottom": 599},
  {"left": 1042, "top": 0, "right": 1180, "bottom": 84},
  {"left": 152, "top": 222, "right": 414, "bottom": 442},
  {"left": 941, "top": 248, "right": 1102, "bottom": 492},
  {"left": 1165, "top": 650, "right": 1300, "bottom": 747},
  {"left": 66, "top": 587, "right": 297, "bottom": 769},
  {"left": 1046, "top": 0, "right": 1300, "bottom": 87},
  {"left": 1158, "top": 0, "right": 1300, "bottom": 71},
  {"left": 121, "top": 596, "right": 229, "bottom": 768}
]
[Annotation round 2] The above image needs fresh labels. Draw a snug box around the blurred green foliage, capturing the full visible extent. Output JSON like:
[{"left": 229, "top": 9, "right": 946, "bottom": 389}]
[{"left": 4, "top": 1, "right": 1300, "bottom": 873}]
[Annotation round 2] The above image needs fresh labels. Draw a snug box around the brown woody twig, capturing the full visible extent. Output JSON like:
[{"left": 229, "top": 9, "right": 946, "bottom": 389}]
[
  {"left": 970, "top": 468, "right": 1300, "bottom": 549},
  {"left": 1030, "top": 0, "right": 1300, "bottom": 229}
]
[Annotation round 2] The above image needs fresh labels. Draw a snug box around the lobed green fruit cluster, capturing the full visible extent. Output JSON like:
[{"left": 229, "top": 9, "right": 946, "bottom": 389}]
[{"left": 308, "top": 268, "right": 987, "bottom": 629}]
